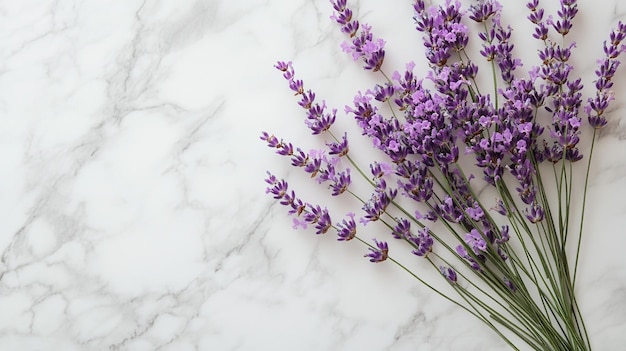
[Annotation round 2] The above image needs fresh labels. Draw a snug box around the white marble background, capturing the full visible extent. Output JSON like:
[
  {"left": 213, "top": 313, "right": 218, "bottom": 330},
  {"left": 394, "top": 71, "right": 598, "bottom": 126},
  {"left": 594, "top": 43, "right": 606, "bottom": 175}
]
[{"left": 1, "top": 0, "right": 625, "bottom": 350}]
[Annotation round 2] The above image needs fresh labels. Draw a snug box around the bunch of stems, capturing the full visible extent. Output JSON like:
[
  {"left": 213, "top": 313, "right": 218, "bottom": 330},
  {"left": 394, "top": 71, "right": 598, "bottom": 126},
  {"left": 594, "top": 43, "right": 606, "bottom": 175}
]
[{"left": 264, "top": 1, "right": 626, "bottom": 349}]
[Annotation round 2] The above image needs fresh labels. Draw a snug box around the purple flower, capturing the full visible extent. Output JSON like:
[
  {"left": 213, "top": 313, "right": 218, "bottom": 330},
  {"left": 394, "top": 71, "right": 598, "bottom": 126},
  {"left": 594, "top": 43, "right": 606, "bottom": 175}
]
[
  {"left": 360, "top": 181, "right": 397, "bottom": 224},
  {"left": 392, "top": 218, "right": 411, "bottom": 239},
  {"left": 409, "top": 227, "right": 434, "bottom": 257},
  {"left": 298, "top": 90, "right": 315, "bottom": 109},
  {"left": 290, "top": 79, "right": 304, "bottom": 95},
  {"left": 303, "top": 152, "right": 323, "bottom": 177},
  {"left": 327, "top": 133, "right": 349, "bottom": 157},
  {"left": 264, "top": 173, "right": 335, "bottom": 235},
  {"left": 456, "top": 244, "right": 482, "bottom": 270},
  {"left": 504, "top": 277, "right": 516, "bottom": 292},
  {"left": 275, "top": 61, "right": 337, "bottom": 135},
  {"left": 370, "top": 161, "right": 393, "bottom": 178},
  {"left": 304, "top": 205, "right": 333, "bottom": 234},
  {"left": 544, "top": 142, "right": 563, "bottom": 163},
  {"left": 496, "top": 225, "right": 510, "bottom": 244},
  {"left": 398, "top": 163, "right": 434, "bottom": 202},
  {"left": 465, "top": 229, "right": 487, "bottom": 254},
  {"left": 306, "top": 101, "right": 337, "bottom": 135},
  {"left": 263, "top": 7, "right": 626, "bottom": 345},
  {"left": 274, "top": 60, "right": 294, "bottom": 80},
  {"left": 371, "top": 83, "right": 396, "bottom": 102},
  {"left": 465, "top": 202, "right": 485, "bottom": 221},
  {"left": 329, "top": 169, "right": 351, "bottom": 196},
  {"left": 414, "top": 0, "right": 469, "bottom": 66},
  {"left": 525, "top": 203, "right": 544, "bottom": 223},
  {"left": 551, "top": 0, "right": 578, "bottom": 36},
  {"left": 365, "top": 239, "right": 389, "bottom": 263},
  {"left": 469, "top": 0, "right": 500, "bottom": 23},
  {"left": 290, "top": 148, "right": 309, "bottom": 167},
  {"left": 260, "top": 132, "right": 281, "bottom": 148},
  {"left": 586, "top": 21, "right": 626, "bottom": 129},
  {"left": 492, "top": 198, "right": 507, "bottom": 216},
  {"left": 337, "top": 212, "right": 357, "bottom": 241},
  {"left": 437, "top": 196, "right": 464, "bottom": 223},
  {"left": 440, "top": 266, "right": 458, "bottom": 283},
  {"left": 265, "top": 173, "right": 288, "bottom": 200},
  {"left": 527, "top": 0, "right": 549, "bottom": 40},
  {"left": 331, "top": 2, "right": 386, "bottom": 71},
  {"left": 415, "top": 209, "right": 438, "bottom": 222}
]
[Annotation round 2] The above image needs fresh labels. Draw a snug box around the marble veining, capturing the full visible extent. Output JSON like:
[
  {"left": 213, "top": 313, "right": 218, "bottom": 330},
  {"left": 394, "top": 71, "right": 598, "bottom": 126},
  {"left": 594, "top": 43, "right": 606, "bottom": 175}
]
[{"left": 0, "top": 0, "right": 625, "bottom": 350}]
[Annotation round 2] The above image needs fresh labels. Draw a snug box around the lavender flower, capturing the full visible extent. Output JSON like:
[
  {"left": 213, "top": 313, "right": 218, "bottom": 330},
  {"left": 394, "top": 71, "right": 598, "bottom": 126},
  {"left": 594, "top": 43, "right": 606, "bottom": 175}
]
[
  {"left": 261, "top": 132, "right": 353, "bottom": 196},
  {"left": 329, "top": 169, "right": 351, "bottom": 196},
  {"left": 495, "top": 225, "right": 510, "bottom": 244},
  {"left": 331, "top": 0, "right": 386, "bottom": 71},
  {"left": 303, "top": 205, "right": 333, "bottom": 235},
  {"left": 456, "top": 244, "right": 482, "bottom": 271},
  {"left": 409, "top": 227, "right": 434, "bottom": 257},
  {"left": 440, "top": 266, "right": 458, "bottom": 283},
  {"left": 360, "top": 179, "right": 397, "bottom": 225},
  {"left": 365, "top": 239, "right": 389, "bottom": 263},
  {"left": 275, "top": 61, "right": 337, "bottom": 134},
  {"left": 527, "top": 3, "right": 548, "bottom": 40},
  {"left": 465, "top": 202, "right": 485, "bottom": 221},
  {"left": 437, "top": 196, "right": 464, "bottom": 223},
  {"left": 586, "top": 21, "right": 626, "bottom": 128},
  {"left": 465, "top": 228, "right": 488, "bottom": 254},
  {"left": 469, "top": 1, "right": 498, "bottom": 23},
  {"left": 550, "top": 0, "right": 578, "bottom": 36},
  {"left": 327, "top": 133, "right": 350, "bottom": 156},
  {"left": 504, "top": 277, "right": 516, "bottom": 292},
  {"left": 370, "top": 161, "right": 393, "bottom": 179},
  {"left": 492, "top": 198, "right": 507, "bottom": 216},
  {"left": 414, "top": 0, "right": 469, "bottom": 67},
  {"left": 398, "top": 162, "right": 434, "bottom": 202},
  {"left": 337, "top": 212, "right": 357, "bottom": 241},
  {"left": 525, "top": 203, "right": 545, "bottom": 223},
  {"left": 265, "top": 172, "right": 332, "bottom": 234},
  {"left": 392, "top": 218, "right": 412, "bottom": 239}
]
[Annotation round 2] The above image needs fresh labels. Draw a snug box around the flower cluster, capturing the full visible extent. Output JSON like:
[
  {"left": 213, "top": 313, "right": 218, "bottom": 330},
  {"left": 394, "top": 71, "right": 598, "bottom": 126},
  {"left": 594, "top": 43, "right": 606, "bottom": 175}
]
[
  {"left": 265, "top": 172, "right": 333, "bottom": 234},
  {"left": 263, "top": 0, "right": 626, "bottom": 349},
  {"left": 331, "top": 0, "right": 386, "bottom": 71},
  {"left": 586, "top": 21, "right": 626, "bottom": 128}
]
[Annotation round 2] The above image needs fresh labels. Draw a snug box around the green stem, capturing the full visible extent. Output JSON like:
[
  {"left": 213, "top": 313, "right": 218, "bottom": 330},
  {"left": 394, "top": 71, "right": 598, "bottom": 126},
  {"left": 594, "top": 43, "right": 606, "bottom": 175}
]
[{"left": 573, "top": 130, "right": 597, "bottom": 286}]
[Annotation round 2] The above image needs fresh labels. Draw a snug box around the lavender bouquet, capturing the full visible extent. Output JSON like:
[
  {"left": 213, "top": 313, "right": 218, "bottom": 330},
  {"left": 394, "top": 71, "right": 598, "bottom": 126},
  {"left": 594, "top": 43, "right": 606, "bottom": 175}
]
[{"left": 262, "top": 0, "right": 625, "bottom": 349}]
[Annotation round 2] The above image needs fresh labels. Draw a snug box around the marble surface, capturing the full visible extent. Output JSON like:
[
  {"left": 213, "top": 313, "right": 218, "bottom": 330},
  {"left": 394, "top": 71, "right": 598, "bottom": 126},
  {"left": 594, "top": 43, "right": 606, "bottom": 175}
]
[{"left": 1, "top": 0, "right": 625, "bottom": 350}]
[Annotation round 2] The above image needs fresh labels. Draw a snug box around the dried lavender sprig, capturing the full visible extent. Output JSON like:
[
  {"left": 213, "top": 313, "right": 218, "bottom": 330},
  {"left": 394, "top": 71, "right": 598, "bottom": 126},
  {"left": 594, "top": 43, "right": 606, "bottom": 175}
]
[
  {"left": 260, "top": 132, "right": 352, "bottom": 196},
  {"left": 470, "top": 1, "right": 522, "bottom": 85},
  {"left": 522, "top": 3, "right": 587, "bottom": 307},
  {"left": 413, "top": 0, "right": 469, "bottom": 68},
  {"left": 552, "top": 0, "right": 578, "bottom": 36},
  {"left": 274, "top": 61, "right": 336, "bottom": 135},
  {"left": 585, "top": 21, "right": 626, "bottom": 129},
  {"left": 330, "top": 0, "right": 386, "bottom": 72},
  {"left": 574, "top": 20, "right": 626, "bottom": 284},
  {"left": 526, "top": 0, "right": 584, "bottom": 162},
  {"left": 265, "top": 172, "right": 333, "bottom": 234}
]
